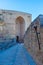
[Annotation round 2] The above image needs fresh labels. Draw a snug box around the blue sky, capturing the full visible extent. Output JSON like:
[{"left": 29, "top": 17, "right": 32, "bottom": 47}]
[{"left": 0, "top": 0, "right": 43, "bottom": 21}]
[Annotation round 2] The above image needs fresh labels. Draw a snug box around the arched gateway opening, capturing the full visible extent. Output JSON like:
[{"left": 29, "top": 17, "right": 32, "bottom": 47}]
[{"left": 16, "top": 16, "right": 25, "bottom": 42}]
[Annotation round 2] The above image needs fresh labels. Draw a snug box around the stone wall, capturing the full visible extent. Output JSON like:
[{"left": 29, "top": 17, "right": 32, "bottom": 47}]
[
  {"left": 0, "top": 9, "right": 32, "bottom": 39},
  {"left": 24, "top": 18, "right": 43, "bottom": 65}
]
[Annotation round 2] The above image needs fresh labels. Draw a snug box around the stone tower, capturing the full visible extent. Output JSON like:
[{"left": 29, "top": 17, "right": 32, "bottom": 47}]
[{"left": 0, "top": 9, "right": 32, "bottom": 42}]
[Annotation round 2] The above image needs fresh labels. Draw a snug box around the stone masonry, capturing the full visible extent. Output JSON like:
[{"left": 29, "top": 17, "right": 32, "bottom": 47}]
[
  {"left": 24, "top": 15, "right": 43, "bottom": 65},
  {"left": 0, "top": 9, "right": 31, "bottom": 42}
]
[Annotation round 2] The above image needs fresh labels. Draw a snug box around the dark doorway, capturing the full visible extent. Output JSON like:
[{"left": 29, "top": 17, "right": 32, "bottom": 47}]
[{"left": 16, "top": 36, "right": 19, "bottom": 42}]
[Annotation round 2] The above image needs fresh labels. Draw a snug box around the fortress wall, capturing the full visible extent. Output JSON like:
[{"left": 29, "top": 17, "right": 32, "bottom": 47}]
[
  {"left": 24, "top": 16, "right": 43, "bottom": 65},
  {"left": 0, "top": 10, "right": 31, "bottom": 39}
]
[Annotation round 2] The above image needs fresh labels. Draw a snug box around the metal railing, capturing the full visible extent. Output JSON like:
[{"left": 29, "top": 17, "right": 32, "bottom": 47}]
[{"left": 34, "top": 26, "right": 41, "bottom": 50}]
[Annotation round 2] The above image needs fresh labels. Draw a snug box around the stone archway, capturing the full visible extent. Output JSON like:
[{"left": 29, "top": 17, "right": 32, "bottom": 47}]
[{"left": 16, "top": 16, "right": 25, "bottom": 42}]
